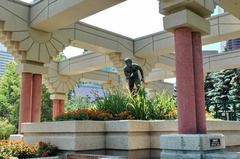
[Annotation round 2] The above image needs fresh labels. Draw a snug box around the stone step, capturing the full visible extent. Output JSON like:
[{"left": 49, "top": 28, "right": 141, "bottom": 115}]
[
  {"left": 67, "top": 154, "right": 127, "bottom": 159},
  {"left": 2, "top": 31, "right": 12, "bottom": 39},
  {"left": 5, "top": 40, "right": 19, "bottom": 50}
]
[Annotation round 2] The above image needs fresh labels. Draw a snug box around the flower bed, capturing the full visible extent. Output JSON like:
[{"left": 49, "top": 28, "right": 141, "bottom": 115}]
[
  {"left": 55, "top": 108, "right": 135, "bottom": 121},
  {"left": 0, "top": 140, "right": 58, "bottom": 159},
  {"left": 54, "top": 88, "right": 177, "bottom": 121},
  {"left": 57, "top": 87, "right": 177, "bottom": 121}
]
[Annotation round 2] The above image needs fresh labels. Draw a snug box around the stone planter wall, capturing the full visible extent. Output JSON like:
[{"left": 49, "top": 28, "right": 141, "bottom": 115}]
[
  {"left": 22, "top": 120, "right": 240, "bottom": 151},
  {"left": 28, "top": 157, "right": 59, "bottom": 159},
  {"left": 22, "top": 121, "right": 105, "bottom": 151},
  {"left": 105, "top": 121, "right": 150, "bottom": 150},
  {"left": 150, "top": 120, "right": 240, "bottom": 149}
]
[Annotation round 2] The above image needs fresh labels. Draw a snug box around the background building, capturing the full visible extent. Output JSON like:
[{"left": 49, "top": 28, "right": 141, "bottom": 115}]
[
  {"left": 226, "top": 38, "right": 240, "bottom": 51},
  {"left": 0, "top": 43, "right": 13, "bottom": 77}
]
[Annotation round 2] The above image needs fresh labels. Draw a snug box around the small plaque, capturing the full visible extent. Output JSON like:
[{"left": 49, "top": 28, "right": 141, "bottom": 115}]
[{"left": 210, "top": 138, "right": 221, "bottom": 147}]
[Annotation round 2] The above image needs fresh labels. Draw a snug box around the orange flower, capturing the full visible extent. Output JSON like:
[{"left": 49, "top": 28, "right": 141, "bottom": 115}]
[
  {"left": 107, "top": 79, "right": 113, "bottom": 84},
  {"left": 42, "top": 152, "right": 48, "bottom": 157}
]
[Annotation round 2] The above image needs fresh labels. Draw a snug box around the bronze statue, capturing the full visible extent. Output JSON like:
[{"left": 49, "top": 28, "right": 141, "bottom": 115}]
[{"left": 123, "top": 58, "right": 144, "bottom": 95}]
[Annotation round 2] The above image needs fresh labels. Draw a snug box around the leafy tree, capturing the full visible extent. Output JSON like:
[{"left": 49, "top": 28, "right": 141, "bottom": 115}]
[
  {"left": 41, "top": 84, "right": 52, "bottom": 121},
  {"left": 205, "top": 68, "right": 240, "bottom": 120},
  {"left": 53, "top": 52, "right": 66, "bottom": 62},
  {"left": 0, "top": 62, "right": 20, "bottom": 127},
  {"left": 0, "top": 118, "right": 16, "bottom": 139}
]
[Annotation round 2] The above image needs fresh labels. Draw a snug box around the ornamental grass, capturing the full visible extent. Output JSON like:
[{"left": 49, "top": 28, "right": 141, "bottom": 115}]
[{"left": 55, "top": 88, "right": 178, "bottom": 121}]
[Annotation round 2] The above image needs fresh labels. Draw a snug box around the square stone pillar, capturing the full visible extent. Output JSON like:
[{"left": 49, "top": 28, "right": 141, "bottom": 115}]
[
  {"left": 50, "top": 93, "right": 66, "bottom": 119},
  {"left": 157, "top": 1, "right": 240, "bottom": 158},
  {"left": 160, "top": 134, "right": 240, "bottom": 159}
]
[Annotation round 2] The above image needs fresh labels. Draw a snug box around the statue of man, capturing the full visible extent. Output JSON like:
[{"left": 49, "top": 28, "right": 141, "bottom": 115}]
[{"left": 123, "top": 58, "right": 144, "bottom": 94}]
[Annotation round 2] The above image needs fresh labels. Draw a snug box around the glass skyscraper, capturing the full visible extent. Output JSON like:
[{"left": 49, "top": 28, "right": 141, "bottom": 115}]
[{"left": 0, "top": 43, "right": 13, "bottom": 77}]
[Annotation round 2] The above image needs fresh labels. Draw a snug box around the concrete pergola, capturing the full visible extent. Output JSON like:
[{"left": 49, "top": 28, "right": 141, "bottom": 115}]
[{"left": 1, "top": 0, "right": 240, "bottom": 139}]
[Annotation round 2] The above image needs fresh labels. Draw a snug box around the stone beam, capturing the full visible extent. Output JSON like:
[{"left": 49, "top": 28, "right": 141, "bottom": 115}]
[
  {"left": 59, "top": 53, "right": 112, "bottom": 75},
  {"left": 60, "top": 22, "right": 134, "bottom": 57},
  {"left": 154, "top": 49, "right": 240, "bottom": 73},
  {"left": 154, "top": 53, "right": 176, "bottom": 72},
  {"left": 31, "top": 0, "right": 126, "bottom": 32},
  {"left": 55, "top": 12, "right": 240, "bottom": 61},
  {"left": 80, "top": 70, "right": 120, "bottom": 84},
  {"left": 0, "top": 0, "right": 29, "bottom": 31},
  {"left": 146, "top": 69, "right": 175, "bottom": 82},
  {"left": 135, "top": 13, "right": 240, "bottom": 58},
  {"left": 55, "top": 48, "right": 240, "bottom": 85},
  {"left": 217, "top": 0, "right": 240, "bottom": 19},
  {"left": 204, "top": 49, "right": 240, "bottom": 73},
  {"left": 147, "top": 81, "right": 174, "bottom": 94}
]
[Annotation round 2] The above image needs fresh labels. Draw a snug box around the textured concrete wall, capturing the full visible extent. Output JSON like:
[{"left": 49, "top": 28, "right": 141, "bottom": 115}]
[{"left": 22, "top": 120, "right": 240, "bottom": 151}]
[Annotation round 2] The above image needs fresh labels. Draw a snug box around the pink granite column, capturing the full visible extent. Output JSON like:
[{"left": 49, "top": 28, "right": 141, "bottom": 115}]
[
  {"left": 192, "top": 32, "right": 207, "bottom": 134},
  {"left": 59, "top": 100, "right": 65, "bottom": 114},
  {"left": 52, "top": 99, "right": 64, "bottom": 119},
  {"left": 174, "top": 27, "right": 197, "bottom": 134},
  {"left": 19, "top": 73, "right": 33, "bottom": 132},
  {"left": 31, "top": 74, "right": 42, "bottom": 122}
]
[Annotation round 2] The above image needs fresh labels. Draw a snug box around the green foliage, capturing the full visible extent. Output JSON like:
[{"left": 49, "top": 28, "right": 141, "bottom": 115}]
[
  {"left": 0, "top": 118, "right": 16, "bottom": 139},
  {"left": 148, "top": 91, "right": 176, "bottom": 120},
  {"left": 53, "top": 52, "right": 66, "bottom": 62},
  {"left": 127, "top": 88, "right": 177, "bottom": 120},
  {"left": 127, "top": 88, "right": 150, "bottom": 120},
  {"left": 65, "top": 96, "right": 89, "bottom": 112},
  {"left": 205, "top": 68, "right": 240, "bottom": 120},
  {"left": 0, "top": 62, "right": 20, "bottom": 127},
  {"left": 94, "top": 87, "right": 129, "bottom": 116},
  {"left": 57, "top": 87, "right": 177, "bottom": 121},
  {"left": 41, "top": 84, "right": 52, "bottom": 122}
]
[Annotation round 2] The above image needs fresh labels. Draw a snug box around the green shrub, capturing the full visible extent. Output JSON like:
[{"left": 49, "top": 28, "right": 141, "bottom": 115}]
[
  {"left": 94, "top": 87, "right": 129, "bottom": 116},
  {"left": 127, "top": 88, "right": 177, "bottom": 120},
  {"left": 0, "top": 118, "right": 16, "bottom": 140},
  {"left": 148, "top": 91, "right": 177, "bottom": 120},
  {"left": 65, "top": 96, "right": 90, "bottom": 112}
]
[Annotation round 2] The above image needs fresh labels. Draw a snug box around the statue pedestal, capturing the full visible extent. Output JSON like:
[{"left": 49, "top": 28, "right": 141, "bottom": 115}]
[{"left": 160, "top": 134, "right": 240, "bottom": 159}]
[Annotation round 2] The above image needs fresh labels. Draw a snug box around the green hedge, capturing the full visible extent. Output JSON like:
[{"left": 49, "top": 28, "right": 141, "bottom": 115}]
[{"left": 0, "top": 118, "right": 16, "bottom": 140}]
